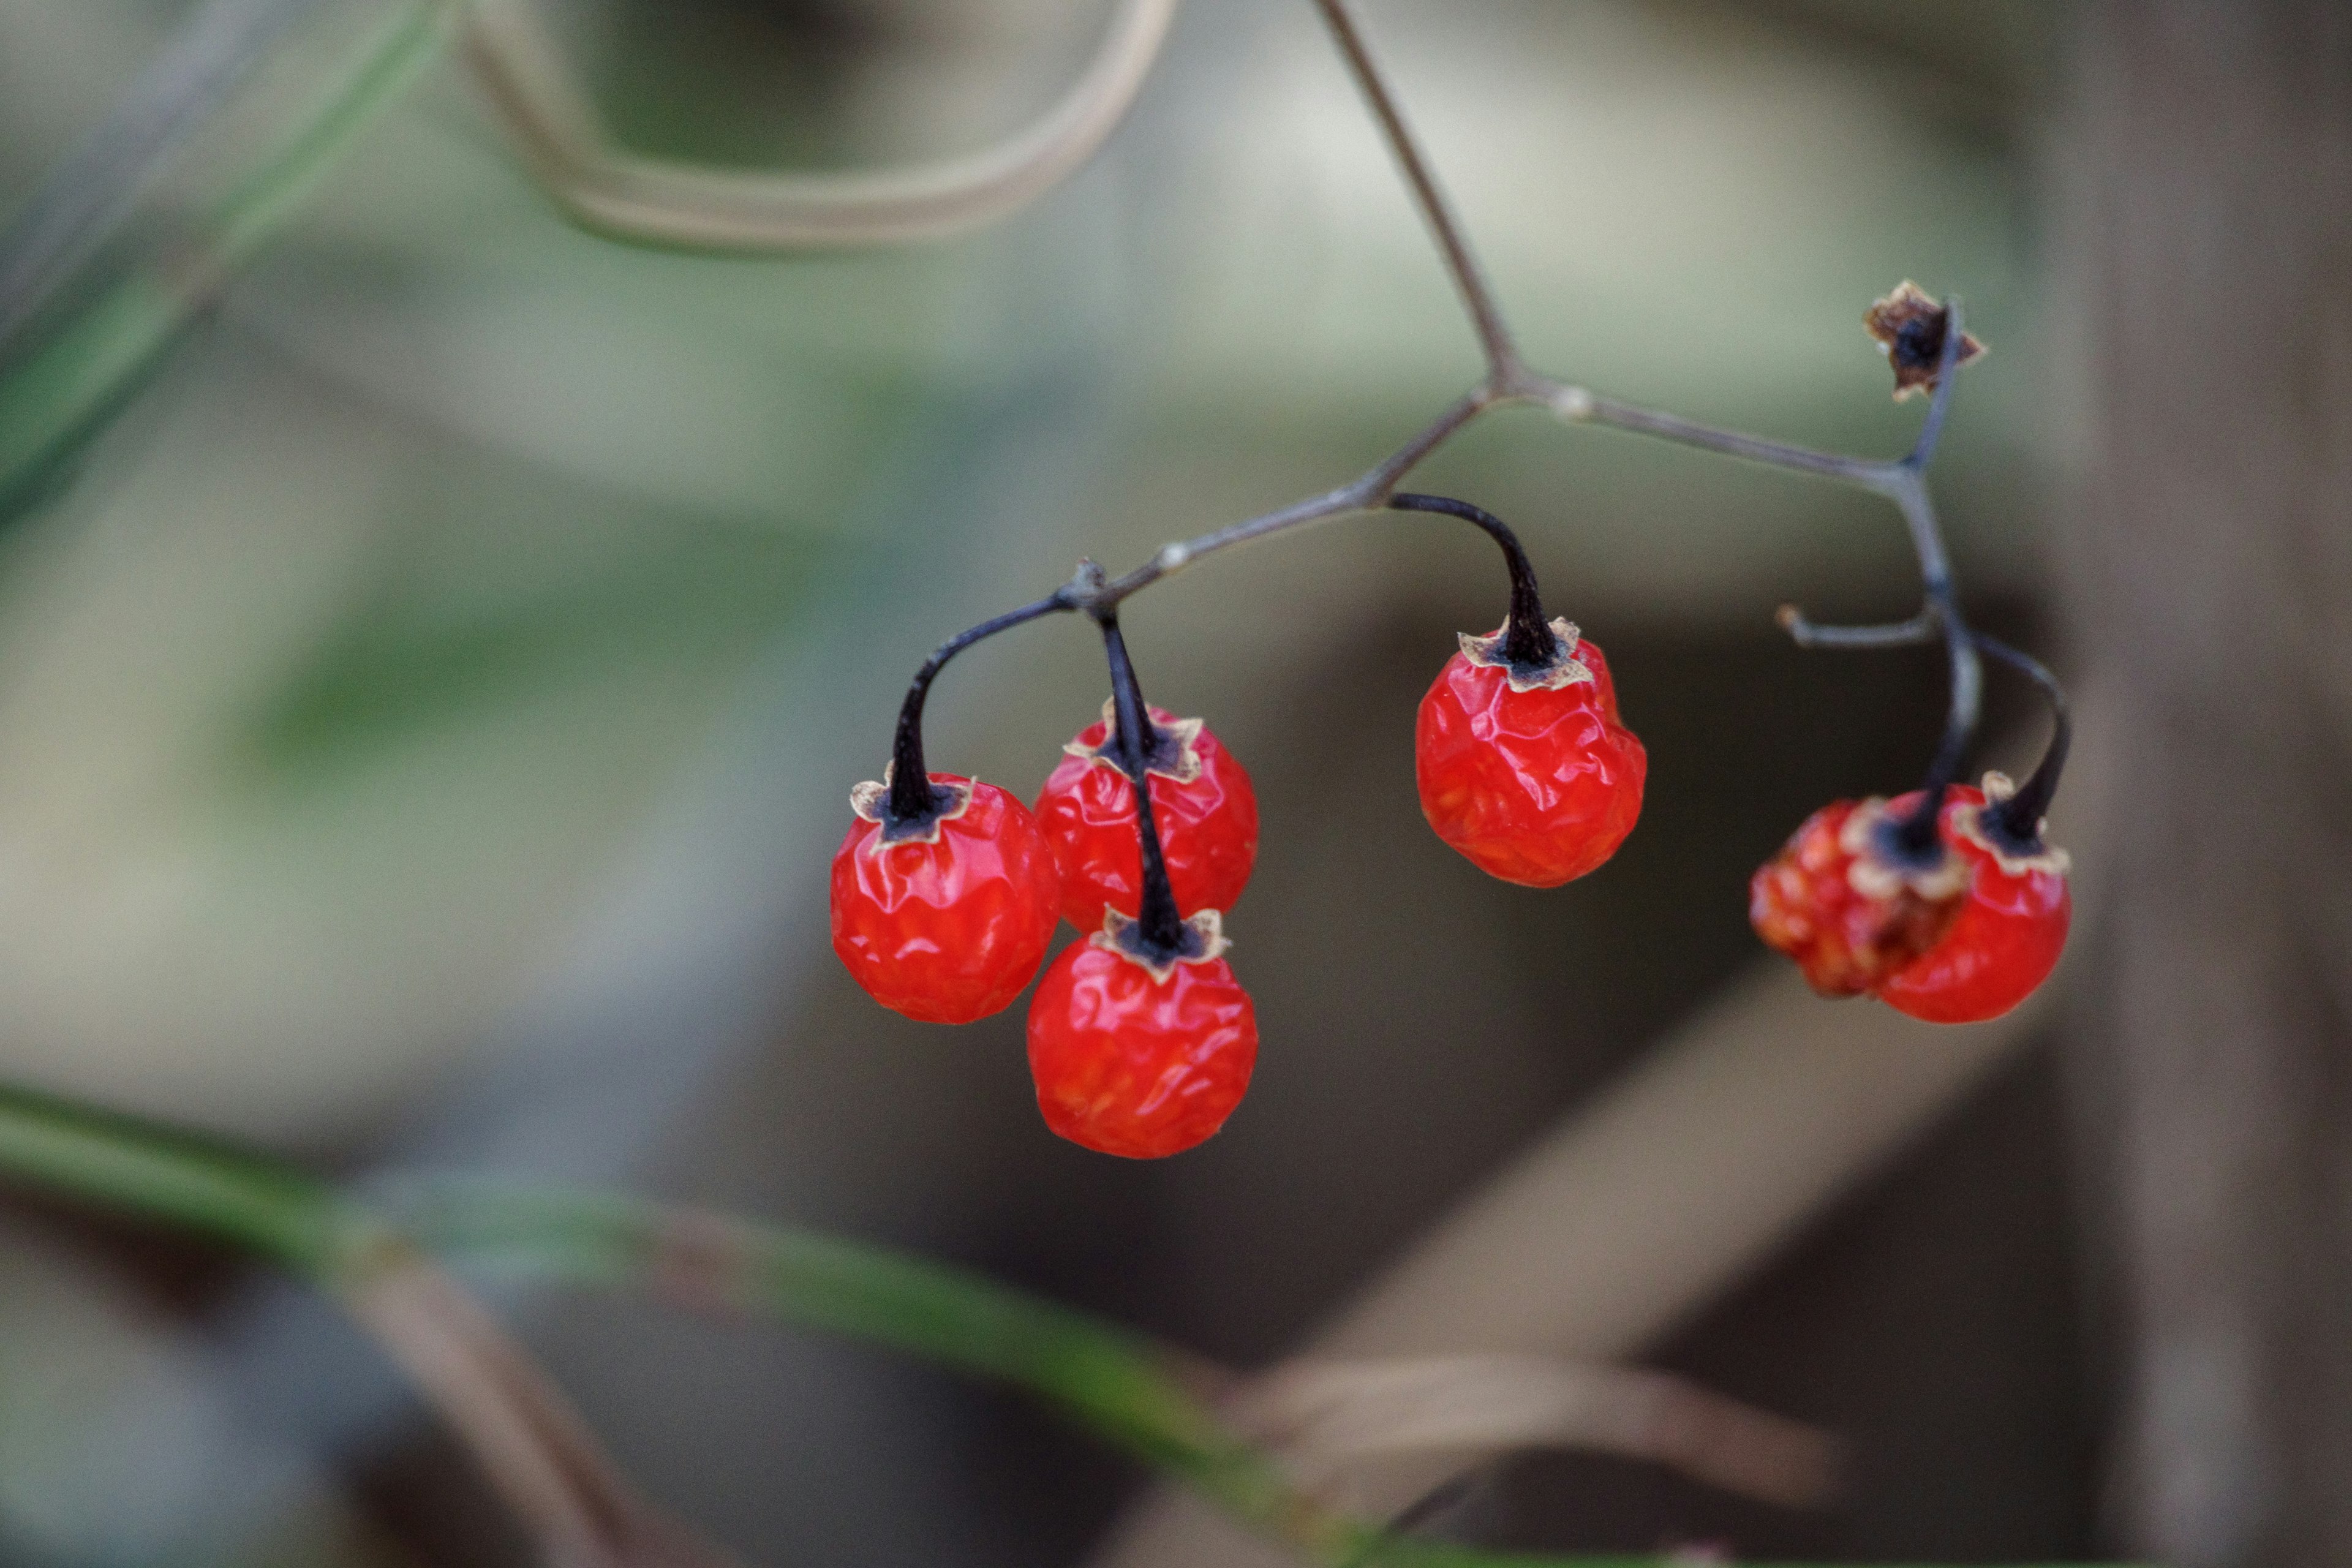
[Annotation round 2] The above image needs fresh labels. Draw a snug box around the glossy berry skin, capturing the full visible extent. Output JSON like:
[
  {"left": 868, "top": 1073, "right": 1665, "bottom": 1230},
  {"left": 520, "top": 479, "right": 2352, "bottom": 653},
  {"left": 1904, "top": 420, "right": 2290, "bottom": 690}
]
[
  {"left": 1034, "top": 703, "right": 1259, "bottom": 931},
  {"left": 1876, "top": 780, "right": 2071, "bottom": 1024},
  {"left": 830, "top": 774, "right": 1062, "bottom": 1024},
  {"left": 1577, "top": 637, "right": 1622, "bottom": 722},
  {"left": 1749, "top": 797, "right": 1967, "bottom": 997},
  {"left": 1027, "top": 929, "right": 1257, "bottom": 1159},
  {"left": 1415, "top": 624, "right": 1646, "bottom": 888}
]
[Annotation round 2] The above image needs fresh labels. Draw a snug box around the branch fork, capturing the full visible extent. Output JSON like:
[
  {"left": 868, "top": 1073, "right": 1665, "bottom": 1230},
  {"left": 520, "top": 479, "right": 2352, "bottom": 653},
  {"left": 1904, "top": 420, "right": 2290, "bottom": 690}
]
[{"left": 870, "top": 1, "right": 2054, "bottom": 866}]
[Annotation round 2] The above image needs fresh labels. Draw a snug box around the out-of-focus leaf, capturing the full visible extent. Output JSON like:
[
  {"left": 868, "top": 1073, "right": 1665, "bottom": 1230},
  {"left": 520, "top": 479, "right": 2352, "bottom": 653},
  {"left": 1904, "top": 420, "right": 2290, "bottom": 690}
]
[
  {"left": 245, "top": 512, "right": 832, "bottom": 778},
  {"left": 0, "top": 0, "right": 319, "bottom": 349},
  {"left": 0, "top": 0, "right": 456, "bottom": 508}
]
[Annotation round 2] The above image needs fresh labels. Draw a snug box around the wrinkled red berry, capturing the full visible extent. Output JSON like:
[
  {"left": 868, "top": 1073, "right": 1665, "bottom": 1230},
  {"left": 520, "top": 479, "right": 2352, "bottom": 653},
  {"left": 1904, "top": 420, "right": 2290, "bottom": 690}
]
[
  {"left": 830, "top": 772, "right": 1061, "bottom": 1023},
  {"left": 1415, "top": 619, "right": 1646, "bottom": 887},
  {"left": 1749, "top": 795, "right": 1969, "bottom": 996},
  {"left": 1026, "top": 913, "right": 1256, "bottom": 1158},
  {"left": 1034, "top": 702, "right": 1258, "bottom": 931},
  {"left": 1875, "top": 777, "right": 2071, "bottom": 1024}
]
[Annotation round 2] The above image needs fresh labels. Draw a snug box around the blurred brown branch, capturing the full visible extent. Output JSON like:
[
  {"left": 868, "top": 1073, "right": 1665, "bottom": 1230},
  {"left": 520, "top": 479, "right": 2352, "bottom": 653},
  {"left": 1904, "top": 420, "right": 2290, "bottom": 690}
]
[
  {"left": 342, "top": 1245, "right": 741, "bottom": 1568},
  {"left": 1238, "top": 1354, "right": 1841, "bottom": 1513}
]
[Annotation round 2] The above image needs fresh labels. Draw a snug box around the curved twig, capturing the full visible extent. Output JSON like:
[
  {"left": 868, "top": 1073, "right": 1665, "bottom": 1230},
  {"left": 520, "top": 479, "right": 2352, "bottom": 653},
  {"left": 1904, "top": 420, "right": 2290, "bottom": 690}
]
[
  {"left": 1238, "top": 1355, "right": 1839, "bottom": 1512},
  {"left": 461, "top": 0, "right": 1178, "bottom": 250},
  {"left": 342, "top": 1245, "right": 742, "bottom": 1568}
]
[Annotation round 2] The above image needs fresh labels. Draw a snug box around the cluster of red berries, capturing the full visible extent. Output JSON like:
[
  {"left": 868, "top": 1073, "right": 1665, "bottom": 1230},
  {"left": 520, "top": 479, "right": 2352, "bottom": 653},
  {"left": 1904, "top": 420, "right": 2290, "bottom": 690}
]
[
  {"left": 828, "top": 466, "right": 2071, "bottom": 1156},
  {"left": 1749, "top": 773, "right": 2070, "bottom": 1023},
  {"left": 828, "top": 698, "right": 1263, "bottom": 1159},
  {"left": 829, "top": 568, "right": 1647, "bottom": 1158}
]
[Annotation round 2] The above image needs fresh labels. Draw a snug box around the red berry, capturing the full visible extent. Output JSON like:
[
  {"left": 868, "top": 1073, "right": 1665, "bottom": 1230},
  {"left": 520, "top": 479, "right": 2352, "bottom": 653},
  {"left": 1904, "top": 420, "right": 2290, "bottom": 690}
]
[
  {"left": 1749, "top": 796, "right": 1968, "bottom": 996},
  {"left": 830, "top": 772, "right": 1062, "bottom": 1023},
  {"left": 1034, "top": 702, "right": 1259, "bottom": 931},
  {"left": 1026, "top": 912, "right": 1257, "bottom": 1158},
  {"left": 1414, "top": 619, "right": 1646, "bottom": 887},
  {"left": 1875, "top": 775, "right": 2071, "bottom": 1023}
]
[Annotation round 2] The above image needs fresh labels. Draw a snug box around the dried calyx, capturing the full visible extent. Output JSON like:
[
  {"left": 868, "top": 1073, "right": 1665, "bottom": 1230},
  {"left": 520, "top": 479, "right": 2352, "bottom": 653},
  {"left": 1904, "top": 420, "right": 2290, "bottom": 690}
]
[
  {"left": 1877, "top": 784, "right": 1954, "bottom": 870},
  {"left": 1865, "top": 281, "right": 1986, "bottom": 401},
  {"left": 854, "top": 767, "right": 971, "bottom": 847},
  {"left": 876, "top": 748, "right": 968, "bottom": 843},
  {"left": 1458, "top": 617, "right": 1594, "bottom": 695},
  {"left": 1850, "top": 797, "right": 1967, "bottom": 904},
  {"left": 1072, "top": 697, "right": 1206, "bottom": 785},
  {"left": 1096, "top": 907, "right": 1229, "bottom": 983},
  {"left": 1961, "top": 774, "right": 2072, "bottom": 876}
]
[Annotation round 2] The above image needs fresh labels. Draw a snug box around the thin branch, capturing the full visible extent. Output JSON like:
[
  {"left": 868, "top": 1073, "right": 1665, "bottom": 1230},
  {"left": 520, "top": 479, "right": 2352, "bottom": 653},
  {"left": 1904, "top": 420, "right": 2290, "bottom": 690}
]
[
  {"left": 834, "top": 0, "right": 2021, "bottom": 876},
  {"left": 1888, "top": 473, "right": 1980, "bottom": 799},
  {"left": 1776, "top": 605, "right": 1938, "bottom": 650},
  {"left": 462, "top": 0, "right": 1178, "bottom": 250},
  {"left": 1098, "top": 388, "right": 1491, "bottom": 602},
  {"left": 1237, "top": 1355, "right": 1840, "bottom": 1511},
  {"left": 1553, "top": 383, "right": 1901, "bottom": 491},
  {"left": 892, "top": 292, "right": 1998, "bottom": 807},
  {"left": 342, "top": 1245, "right": 741, "bottom": 1568},
  {"left": 1309, "top": 0, "right": 1523, "bottom": 377},
  {"left": 1903, "top": 296, "right": 1970, "bottom": 470}
]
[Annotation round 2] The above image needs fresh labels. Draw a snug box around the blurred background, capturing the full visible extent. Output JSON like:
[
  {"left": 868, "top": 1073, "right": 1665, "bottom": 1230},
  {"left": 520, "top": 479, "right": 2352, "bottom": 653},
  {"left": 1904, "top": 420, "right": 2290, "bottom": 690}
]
[{"left": 0, "top": 1, "right": 2335, "bottom": 1565}]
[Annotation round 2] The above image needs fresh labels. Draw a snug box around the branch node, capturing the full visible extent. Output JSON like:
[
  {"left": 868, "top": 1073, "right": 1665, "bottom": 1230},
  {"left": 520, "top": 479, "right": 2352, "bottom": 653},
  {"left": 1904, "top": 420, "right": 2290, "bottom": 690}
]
[{"left": 1547, "top": 382, "right": 1596, "bottom": 421}]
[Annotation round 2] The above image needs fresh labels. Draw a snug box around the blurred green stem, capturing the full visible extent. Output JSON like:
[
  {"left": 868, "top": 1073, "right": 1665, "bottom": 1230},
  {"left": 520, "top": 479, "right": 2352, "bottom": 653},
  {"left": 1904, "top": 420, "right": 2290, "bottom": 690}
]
[
  {"left": 0, "top": 0, "right": 459, "bottom": 502},
  {"left": 0, "top": 1081, "right": 2119, "bottom": 1568}
]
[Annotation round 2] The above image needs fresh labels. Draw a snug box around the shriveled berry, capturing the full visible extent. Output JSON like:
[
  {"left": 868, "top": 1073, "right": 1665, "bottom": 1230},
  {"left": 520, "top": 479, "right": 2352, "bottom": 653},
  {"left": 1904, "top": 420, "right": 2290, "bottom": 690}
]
[
  {"left": 1415, "top": 618, "right": 1646, "bottom": 887},
  {"left": 1027, "top": 911, "right": 1256, "bottom": 1158},
  {"left": 1750, "top": 797, "right": 1969, "bottom": 996},
  {"left": 831, "top": 772, "right": 1061, "bottom": 1023},
  {"left": 1876, "top": 775, "right": 2071, "bottom": 1023},
  {"left": 1035, "top": 701, "right": 1258, "bottom": 931}
]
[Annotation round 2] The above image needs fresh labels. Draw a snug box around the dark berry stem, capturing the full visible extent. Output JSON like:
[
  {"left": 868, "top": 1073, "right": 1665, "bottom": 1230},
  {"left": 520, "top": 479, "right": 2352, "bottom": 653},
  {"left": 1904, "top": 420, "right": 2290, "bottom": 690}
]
[
  {"left": 1874, "top": 298, "right": 1982, "bottom": 856},
  {"left": 1899, "top": 659, "right": 1975, "bottom": 854},
  {"left": 886, "top": 592, "right": 1074, "bottom": 824},
  {"left": 1902, "top": 295, "right": 1969, "bottom": 472},
  {"left": 1973, "top": 633, "right": 2070, "bottom": 846},
  {"left": 1096, "top": 614, "right": 1188, "bottom": 957},
  {"left": 1387, "top": 492, "right": 1562, "bottom": 671},
  {"left": 1887, "top": 635, "right": 1971, "bottom": 861}
]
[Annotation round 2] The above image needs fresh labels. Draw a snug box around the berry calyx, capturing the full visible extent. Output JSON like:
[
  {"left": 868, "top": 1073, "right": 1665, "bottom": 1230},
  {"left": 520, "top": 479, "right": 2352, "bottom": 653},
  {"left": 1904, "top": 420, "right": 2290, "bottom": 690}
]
[
  {"left": 1863, "top": 281, "right": 1986, "bottom": 402},
  {"left": 830, "top": 769, "right": 1063, "bottom": 1024},
  {"left": 1875, "top": 774, "right": 2071, "bottom": 1023},
  {"left": 1034, "top": 700, "right": 1259, "bottom": 931},
  {"left": 1414, "top": 617, "right": 1647, "bottom": 887},
  {"left": 1027, "top": 909, "right": 1257, "bottom": 1158},
  {"left": 1749, "top": 794, "right": 1969, "bottom": 997}
]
